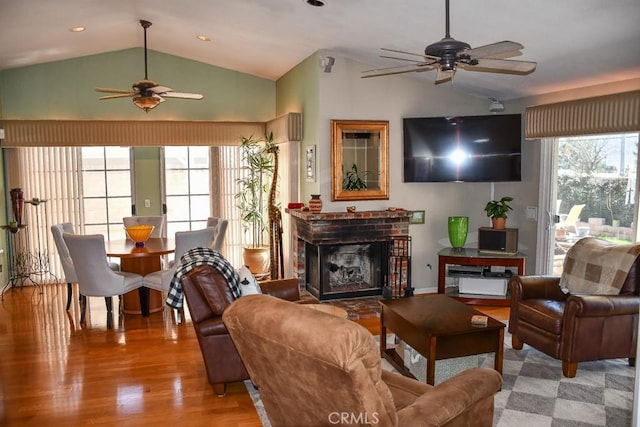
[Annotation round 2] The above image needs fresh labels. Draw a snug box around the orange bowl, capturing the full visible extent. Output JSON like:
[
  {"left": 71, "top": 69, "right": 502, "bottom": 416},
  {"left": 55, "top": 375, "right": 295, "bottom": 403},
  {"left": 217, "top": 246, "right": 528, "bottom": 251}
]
[{"left": 125, "top": 225, "right": 154, "bottom": 246}]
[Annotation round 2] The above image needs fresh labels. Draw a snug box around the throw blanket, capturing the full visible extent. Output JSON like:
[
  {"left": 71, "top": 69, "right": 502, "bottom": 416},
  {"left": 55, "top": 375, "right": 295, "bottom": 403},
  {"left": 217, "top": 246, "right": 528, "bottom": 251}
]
[
  {"left": 166, "top": 247, "right": 241, "bottom": 309},
  {"left": 559, "top": 237, "right": 640, "bottom": 295}
]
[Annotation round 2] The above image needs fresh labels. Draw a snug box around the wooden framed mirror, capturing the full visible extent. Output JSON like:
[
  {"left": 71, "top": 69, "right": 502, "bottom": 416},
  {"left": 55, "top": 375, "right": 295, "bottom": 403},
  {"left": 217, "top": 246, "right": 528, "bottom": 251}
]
[{"left": 331, "top": 119, "right": 389, "bottom": 201}]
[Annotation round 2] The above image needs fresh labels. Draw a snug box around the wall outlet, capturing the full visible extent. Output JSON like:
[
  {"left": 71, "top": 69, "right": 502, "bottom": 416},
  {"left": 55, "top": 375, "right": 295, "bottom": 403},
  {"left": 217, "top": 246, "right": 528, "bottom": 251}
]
[{"left": 144, "top": 199, "right": 151, "bottom": 208}]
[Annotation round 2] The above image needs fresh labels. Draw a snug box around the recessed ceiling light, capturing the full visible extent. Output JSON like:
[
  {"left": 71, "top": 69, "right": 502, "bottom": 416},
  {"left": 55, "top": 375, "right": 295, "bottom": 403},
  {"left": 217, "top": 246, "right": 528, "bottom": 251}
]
[
  {"left": 305, "top": 0, "right": 326, "bottom": 6},
  {"left": 196, "top": 35, "right": 211, "bottom": 42},
  {"left": 69, "top": 26, "right": 86, "bottom": 33}
]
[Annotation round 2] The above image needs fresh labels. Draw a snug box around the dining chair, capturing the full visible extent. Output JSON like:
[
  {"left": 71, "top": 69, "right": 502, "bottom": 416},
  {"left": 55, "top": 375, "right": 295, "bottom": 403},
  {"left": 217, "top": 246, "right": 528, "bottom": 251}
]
[
  {"left": 206, "top": 217, "right": 229, "bottom": 252},
  {"left": 143, "top": 227, "right": 216, "bottom": 322},
  {"left": 51, "top": 223, "right": 120, "bottom": 311},
  {"left": 63, "top": 233, "right": 144, "bottom": 325},
  {"left": 123, "top": 215, "right": 165, "bottom": 238}
]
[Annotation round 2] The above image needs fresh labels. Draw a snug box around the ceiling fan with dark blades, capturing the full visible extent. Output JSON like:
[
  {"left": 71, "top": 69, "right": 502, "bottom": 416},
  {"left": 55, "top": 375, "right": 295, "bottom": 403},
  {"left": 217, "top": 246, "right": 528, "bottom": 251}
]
[
  {"left": 96, "top": 20, "right": 204, "bottom": 112},
  {"left": 362, "top": 0, "right": 537, "bottom": 84}
]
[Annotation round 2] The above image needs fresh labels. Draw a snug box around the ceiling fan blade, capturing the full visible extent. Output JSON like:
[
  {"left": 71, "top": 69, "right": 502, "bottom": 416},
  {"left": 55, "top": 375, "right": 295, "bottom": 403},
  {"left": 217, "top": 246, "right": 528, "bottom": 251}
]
[
  {"left": 95, "top": 87, "right": 134, "bottom": 94},
  {"left": 462, "top": 58, "right": 537, "bottom": 74},
  {"left": 465, "top": 41, "right": 524, "bottom": 59},
  {"left": 381, "top": 47, "right": 440, "bottom": 61},
  {"left": 149, "top": 85, "right": 173, "bottom": 94},
  {"left": 98, "top": 93, "right": 134, "bottom": 100},
  {"left": 161, "top": 92, "right": 204, "bottom": 100},
  {"left": 434, "top": 68, "right": 455, "bottom": 84},
  {"left": 362, "top": 64, "right": 437, "bottom": 79},
  {"left": 380, "top": 55, "right": 425, "bottom": 64}
]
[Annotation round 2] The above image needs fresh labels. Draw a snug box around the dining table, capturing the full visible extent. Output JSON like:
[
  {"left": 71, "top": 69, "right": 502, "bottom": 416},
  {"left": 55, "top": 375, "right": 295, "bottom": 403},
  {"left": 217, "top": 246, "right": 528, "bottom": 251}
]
[{"left": 105, "top": 237, "right": 175, "bottom": 316}]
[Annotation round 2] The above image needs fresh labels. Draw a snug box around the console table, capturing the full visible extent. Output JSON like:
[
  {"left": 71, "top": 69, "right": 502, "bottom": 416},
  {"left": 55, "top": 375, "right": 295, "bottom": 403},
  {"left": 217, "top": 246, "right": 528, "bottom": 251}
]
[{"left": 437, "top": 248, "right": 526, "bottom": 306}]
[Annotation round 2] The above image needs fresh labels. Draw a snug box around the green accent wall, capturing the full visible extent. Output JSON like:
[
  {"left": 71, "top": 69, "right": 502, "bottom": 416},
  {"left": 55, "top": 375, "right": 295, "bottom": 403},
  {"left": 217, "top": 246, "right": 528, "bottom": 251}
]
[
  {"left": 0, "top": 48, "right": 275, "bottom": 120},
  {"left": 133, "top": 148, "right": 162, "bottom": 216},
  {"left": 276, "top": 52, "right": 321, "bottom": 199}
]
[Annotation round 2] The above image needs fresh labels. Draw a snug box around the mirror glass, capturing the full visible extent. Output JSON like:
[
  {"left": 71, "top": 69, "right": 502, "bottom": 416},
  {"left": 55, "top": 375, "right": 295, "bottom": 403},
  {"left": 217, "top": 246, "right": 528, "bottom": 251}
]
[{"left": 331, "top": 120, "right": 389, "bottom": 201}]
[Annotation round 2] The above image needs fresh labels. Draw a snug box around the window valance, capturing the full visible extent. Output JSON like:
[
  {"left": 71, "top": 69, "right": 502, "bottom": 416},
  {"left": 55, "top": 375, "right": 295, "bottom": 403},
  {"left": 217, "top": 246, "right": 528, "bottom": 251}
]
[
  {"left": 0, "top": 113, "right": 302, "bottom": 147},
  {"left": 525, "top": 90, "right": 640, "bottom": 139}
]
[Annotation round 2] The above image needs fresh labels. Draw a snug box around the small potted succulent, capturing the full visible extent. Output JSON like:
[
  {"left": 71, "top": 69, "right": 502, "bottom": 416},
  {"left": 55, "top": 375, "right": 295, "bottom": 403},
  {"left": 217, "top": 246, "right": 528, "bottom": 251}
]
[{"left": 484, "top": 196, "right": 513, "bottom": 229}]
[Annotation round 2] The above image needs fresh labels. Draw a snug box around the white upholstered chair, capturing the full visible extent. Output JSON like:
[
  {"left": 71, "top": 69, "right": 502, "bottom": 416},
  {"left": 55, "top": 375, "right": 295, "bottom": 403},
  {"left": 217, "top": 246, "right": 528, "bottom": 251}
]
[
  {"left": 206, "top": 217, "right": 229, "bottom": 252},
  {"left": 51, "top": 223, "right": 119, "bottom": 311},
  {"left": 123, "top": 215, "right": 165, "bottom": 238},
  {"left": 143, "top": 227, "right": 215, "bottom": 322},
  {"left": 63, "top": 233, "right": 144, "bottom": 325}
]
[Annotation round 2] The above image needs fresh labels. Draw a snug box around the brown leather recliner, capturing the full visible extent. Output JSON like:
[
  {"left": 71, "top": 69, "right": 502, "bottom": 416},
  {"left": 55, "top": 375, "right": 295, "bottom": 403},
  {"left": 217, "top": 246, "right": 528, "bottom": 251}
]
[
  {"left": 508, "top": 257, "right": 639, "bottom": 378},
  {"left": 223, "top": 294, "right": 503, "bottom": 427},
  {"left": 180, "top": 265, "right": 303, "bottom": 396}
]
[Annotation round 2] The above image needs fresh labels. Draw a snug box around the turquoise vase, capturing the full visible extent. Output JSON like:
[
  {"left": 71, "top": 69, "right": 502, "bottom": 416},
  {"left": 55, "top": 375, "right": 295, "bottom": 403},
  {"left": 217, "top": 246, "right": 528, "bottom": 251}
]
[{"left": 448, "top": 216, "right": 468, "bottom": 251}]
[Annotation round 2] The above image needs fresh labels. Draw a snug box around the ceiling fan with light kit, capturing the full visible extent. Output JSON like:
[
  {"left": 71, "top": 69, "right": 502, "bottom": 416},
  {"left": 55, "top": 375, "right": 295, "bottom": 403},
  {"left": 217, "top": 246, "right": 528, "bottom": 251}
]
[
  {"left": 95, "top": 20, "right": 204, "bottom": 112},
  {"left": 362, "top": 0, "right": 537, "bottom": 84}
]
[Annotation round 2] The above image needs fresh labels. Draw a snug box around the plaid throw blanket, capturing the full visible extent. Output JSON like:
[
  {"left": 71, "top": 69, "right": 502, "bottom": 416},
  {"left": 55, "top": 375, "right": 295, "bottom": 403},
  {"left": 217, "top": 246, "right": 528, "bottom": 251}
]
[
  {"left": 166, "top": 247, "right": 241, "bottom": 309},
  {"left": 559, "top": 237, "right": 640, "bottom": 295}
]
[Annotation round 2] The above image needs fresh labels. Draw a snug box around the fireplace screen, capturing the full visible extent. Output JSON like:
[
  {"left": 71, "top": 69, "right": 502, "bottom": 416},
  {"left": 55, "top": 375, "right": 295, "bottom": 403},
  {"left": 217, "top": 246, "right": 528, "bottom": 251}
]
[{"left": 306, "top": 241, "right": 386, "bottom": 300}]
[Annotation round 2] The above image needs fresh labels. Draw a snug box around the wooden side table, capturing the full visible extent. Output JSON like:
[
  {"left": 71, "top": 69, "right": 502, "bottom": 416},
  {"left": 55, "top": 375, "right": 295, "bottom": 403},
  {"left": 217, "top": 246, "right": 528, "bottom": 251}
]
[{"left": 437, "top": 248, "right": 526, "bottom": 306}]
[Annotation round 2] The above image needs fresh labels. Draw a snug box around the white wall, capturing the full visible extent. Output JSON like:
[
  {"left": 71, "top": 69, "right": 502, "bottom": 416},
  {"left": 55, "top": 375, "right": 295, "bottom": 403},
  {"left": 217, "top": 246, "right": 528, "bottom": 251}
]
[{"left": 313, "top": 53, "right": 532, "bottom": 292}]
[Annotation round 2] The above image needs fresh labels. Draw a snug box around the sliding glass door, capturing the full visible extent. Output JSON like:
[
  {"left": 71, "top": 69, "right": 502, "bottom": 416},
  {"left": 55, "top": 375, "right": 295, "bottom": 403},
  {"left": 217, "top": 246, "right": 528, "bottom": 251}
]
[{"left": 544, "top": 132, "right": 639, "bottom": 274}]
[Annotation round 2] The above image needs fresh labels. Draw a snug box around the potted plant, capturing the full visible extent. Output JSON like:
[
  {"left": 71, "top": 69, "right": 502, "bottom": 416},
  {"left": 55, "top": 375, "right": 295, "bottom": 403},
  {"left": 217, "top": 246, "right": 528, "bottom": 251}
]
[
  {"left": 342, "top": 163, "right": 368, "bottom": 190},
  {"left": 484, "top": 196, "right": 513, "bottom": 229},
  {"left": 235, "top": 132, "right": 276, "bottom": 276}
]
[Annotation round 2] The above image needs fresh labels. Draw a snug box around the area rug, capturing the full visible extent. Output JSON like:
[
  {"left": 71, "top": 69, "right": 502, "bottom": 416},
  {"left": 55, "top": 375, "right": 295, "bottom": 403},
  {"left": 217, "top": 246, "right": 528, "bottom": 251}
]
[{"left": 246, "top": 329, "right": 635, "bottom": 427}]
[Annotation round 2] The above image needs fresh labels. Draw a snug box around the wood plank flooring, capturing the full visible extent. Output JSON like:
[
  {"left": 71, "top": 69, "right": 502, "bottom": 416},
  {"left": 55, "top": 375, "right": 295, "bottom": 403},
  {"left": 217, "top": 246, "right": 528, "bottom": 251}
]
[{"left": 0, "top": 283, "right": 509, "bottom": 426}]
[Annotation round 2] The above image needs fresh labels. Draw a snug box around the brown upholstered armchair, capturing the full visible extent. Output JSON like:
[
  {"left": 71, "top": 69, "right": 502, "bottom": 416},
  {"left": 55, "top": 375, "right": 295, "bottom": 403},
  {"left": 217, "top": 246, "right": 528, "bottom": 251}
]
[
  {"left": 180, "top": 265, "right": 303, "bottom": 396},
  {"left": 508, "top": 255, "right": 639, "bottom": 378},
  {"left": 223, "top": 294, "right": 502, "bottom": 427}
]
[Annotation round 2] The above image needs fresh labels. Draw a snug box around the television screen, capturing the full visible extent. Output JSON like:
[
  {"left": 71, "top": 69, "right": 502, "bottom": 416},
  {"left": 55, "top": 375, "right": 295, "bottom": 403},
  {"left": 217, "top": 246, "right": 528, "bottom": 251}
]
[{"left": 403, "top": 114, "right": 522, "bottom": 182}]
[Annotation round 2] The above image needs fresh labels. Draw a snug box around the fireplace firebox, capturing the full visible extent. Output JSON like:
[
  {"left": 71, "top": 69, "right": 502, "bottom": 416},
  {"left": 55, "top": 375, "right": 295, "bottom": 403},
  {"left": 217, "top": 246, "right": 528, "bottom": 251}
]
[{"left": 306, "top": 241, "right": 387, "bottom": 300}]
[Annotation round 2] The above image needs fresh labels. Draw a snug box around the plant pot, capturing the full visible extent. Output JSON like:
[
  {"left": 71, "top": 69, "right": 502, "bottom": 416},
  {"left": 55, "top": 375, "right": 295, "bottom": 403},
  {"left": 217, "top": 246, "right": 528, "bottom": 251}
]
[
  {"left": 242, "top": 246, "right": 270, "bottom": 278},
  {"left": 491, "top": 217, "right": 507, "bottom": 230},
  {"left": 447, "top": 216, "right": 468, "bottom": 251}
]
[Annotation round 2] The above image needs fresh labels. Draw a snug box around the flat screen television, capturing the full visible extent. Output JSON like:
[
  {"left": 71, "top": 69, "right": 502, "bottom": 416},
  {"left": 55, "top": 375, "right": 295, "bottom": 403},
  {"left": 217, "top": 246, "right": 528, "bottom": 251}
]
[{"left": 403, "top": 114, "right": 522, "bottom": 182}]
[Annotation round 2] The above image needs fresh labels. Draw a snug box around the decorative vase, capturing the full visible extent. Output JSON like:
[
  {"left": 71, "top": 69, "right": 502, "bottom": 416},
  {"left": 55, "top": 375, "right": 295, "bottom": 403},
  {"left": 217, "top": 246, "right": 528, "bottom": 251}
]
[
  {"left": 308, "top": 194, "right": 323, "bottom": 213},
  {"left": 448, "top": 216, "right": 468, "bottom": 252},
  {"left": 10, "top": 188, "right": 24, "bottom": 226}
]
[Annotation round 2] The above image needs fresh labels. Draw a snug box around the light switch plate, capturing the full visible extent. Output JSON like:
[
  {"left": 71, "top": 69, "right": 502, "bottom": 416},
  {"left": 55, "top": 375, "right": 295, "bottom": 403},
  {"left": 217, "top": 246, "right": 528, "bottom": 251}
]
[{"left": 526, "top": 206, "right": 537, "bottom": 221}]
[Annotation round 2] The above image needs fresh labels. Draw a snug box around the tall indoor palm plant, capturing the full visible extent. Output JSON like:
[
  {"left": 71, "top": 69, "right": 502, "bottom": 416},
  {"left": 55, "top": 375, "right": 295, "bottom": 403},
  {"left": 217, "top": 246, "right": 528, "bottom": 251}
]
[{"left": 235, "top": 133, "right": 275, "bottom": 275}]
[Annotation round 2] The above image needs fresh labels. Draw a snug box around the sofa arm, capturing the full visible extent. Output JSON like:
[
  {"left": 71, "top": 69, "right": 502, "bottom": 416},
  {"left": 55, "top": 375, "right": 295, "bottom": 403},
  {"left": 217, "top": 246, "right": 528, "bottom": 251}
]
[
  {"left": 509, "top": 275, "right": 567, "bottom": 301},
  {"left": 565, "top": 294, "right": 640, "bottom": 317},
  {"left": 259, "top": 278, "right": 301, "bottom": 302},
  {"left": 396, "top": 368, "right": 502, "bottom": 426}
]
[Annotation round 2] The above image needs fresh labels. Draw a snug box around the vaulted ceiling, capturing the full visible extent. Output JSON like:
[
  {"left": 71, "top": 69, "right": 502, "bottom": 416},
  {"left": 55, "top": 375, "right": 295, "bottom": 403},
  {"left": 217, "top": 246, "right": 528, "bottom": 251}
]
[{"left": 2, "top": 0, "right": 639, "bottom": 101}]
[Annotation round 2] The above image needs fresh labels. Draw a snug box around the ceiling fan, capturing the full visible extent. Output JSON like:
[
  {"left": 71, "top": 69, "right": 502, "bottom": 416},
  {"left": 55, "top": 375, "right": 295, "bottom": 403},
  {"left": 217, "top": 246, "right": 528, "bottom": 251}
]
[
  {"left": 95, "top": 20, "right": 204, "bottom": 112},
  {"left": 362, "top": 0, "right": 537, "bottom": 84}
]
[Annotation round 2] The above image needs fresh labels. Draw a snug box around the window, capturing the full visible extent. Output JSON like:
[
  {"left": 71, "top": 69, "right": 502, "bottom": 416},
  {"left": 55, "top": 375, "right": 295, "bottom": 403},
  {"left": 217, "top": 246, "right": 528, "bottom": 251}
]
[
  {"left": 81, "top": 147, "right": 133, "bottom": 240},
  {"left": 163, "top": 146, "right": 211, "bottom": 236}
]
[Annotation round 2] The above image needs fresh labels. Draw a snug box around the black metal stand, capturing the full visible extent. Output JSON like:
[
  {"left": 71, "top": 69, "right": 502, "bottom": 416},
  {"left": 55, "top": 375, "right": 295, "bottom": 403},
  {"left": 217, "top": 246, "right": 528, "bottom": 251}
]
[{"left": 386, "top": 236, "right": 412, "bottom": 298}]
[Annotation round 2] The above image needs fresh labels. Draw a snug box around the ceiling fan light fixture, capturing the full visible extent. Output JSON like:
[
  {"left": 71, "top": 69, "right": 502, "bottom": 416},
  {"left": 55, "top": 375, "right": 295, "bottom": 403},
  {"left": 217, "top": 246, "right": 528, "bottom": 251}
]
[{"left": 133, "top": 95, "right": 161, "bottom": 112}]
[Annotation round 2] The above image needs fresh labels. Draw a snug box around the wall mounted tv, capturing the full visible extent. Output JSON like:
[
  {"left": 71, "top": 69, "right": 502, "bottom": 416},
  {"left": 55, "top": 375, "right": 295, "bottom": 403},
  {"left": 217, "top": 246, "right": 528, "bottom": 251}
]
[{"left": 403, "top": 114, "right": 522, "bottom": 182}]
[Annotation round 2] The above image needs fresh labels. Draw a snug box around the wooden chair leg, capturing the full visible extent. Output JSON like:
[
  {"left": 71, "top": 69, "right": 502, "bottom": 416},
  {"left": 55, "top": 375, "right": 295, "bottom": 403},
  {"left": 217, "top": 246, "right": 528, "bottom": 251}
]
[
  {"left": 66, "top": 283, "right": 73, "bottom": 311},
  {"left": 80, "top": 295, "right": 88, "bottom": 324},
  {"left": 562, "top": 361, "right": 577, "bottom": 378},
  {"left": 512, "top": 335, "right": 523, "bottom": 350},
  {"left": 213, "top": 383, "right": 227, "bottom": 397},
  {"left": 104, "top": 296, "right": 113, "bottom": 313}
]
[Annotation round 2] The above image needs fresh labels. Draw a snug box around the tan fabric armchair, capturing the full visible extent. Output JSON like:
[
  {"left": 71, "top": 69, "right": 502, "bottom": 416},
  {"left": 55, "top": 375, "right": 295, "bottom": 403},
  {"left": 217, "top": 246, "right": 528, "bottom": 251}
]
[
  {"left": 223, "top": 294, "right": 502, "bottom": 427},
  {"left": 508, "top": 255, "right": 639, "bottom": 378},
  {"left": 180, "top": 265, "right": 302, "bottom": 396}
]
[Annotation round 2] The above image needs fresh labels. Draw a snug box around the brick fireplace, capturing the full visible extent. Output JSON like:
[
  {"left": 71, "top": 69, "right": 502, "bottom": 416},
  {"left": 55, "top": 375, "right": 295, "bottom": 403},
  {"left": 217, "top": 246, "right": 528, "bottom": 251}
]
[{"left": 288, "top": 209, "right": 411, "bottom": 300}]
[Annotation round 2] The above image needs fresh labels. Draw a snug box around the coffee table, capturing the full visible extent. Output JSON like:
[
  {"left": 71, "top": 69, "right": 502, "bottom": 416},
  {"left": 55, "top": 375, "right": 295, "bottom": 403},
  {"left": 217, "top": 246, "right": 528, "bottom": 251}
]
[{"left": 379, "top": 294, "right": 505, "bottom": 385}]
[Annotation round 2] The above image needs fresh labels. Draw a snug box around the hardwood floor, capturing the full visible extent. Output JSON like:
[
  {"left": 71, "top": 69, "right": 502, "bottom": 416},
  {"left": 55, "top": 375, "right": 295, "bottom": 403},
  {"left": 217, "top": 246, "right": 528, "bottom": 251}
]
[{"left": 0, "top": 283, "right": 509, "bottom": 426}]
